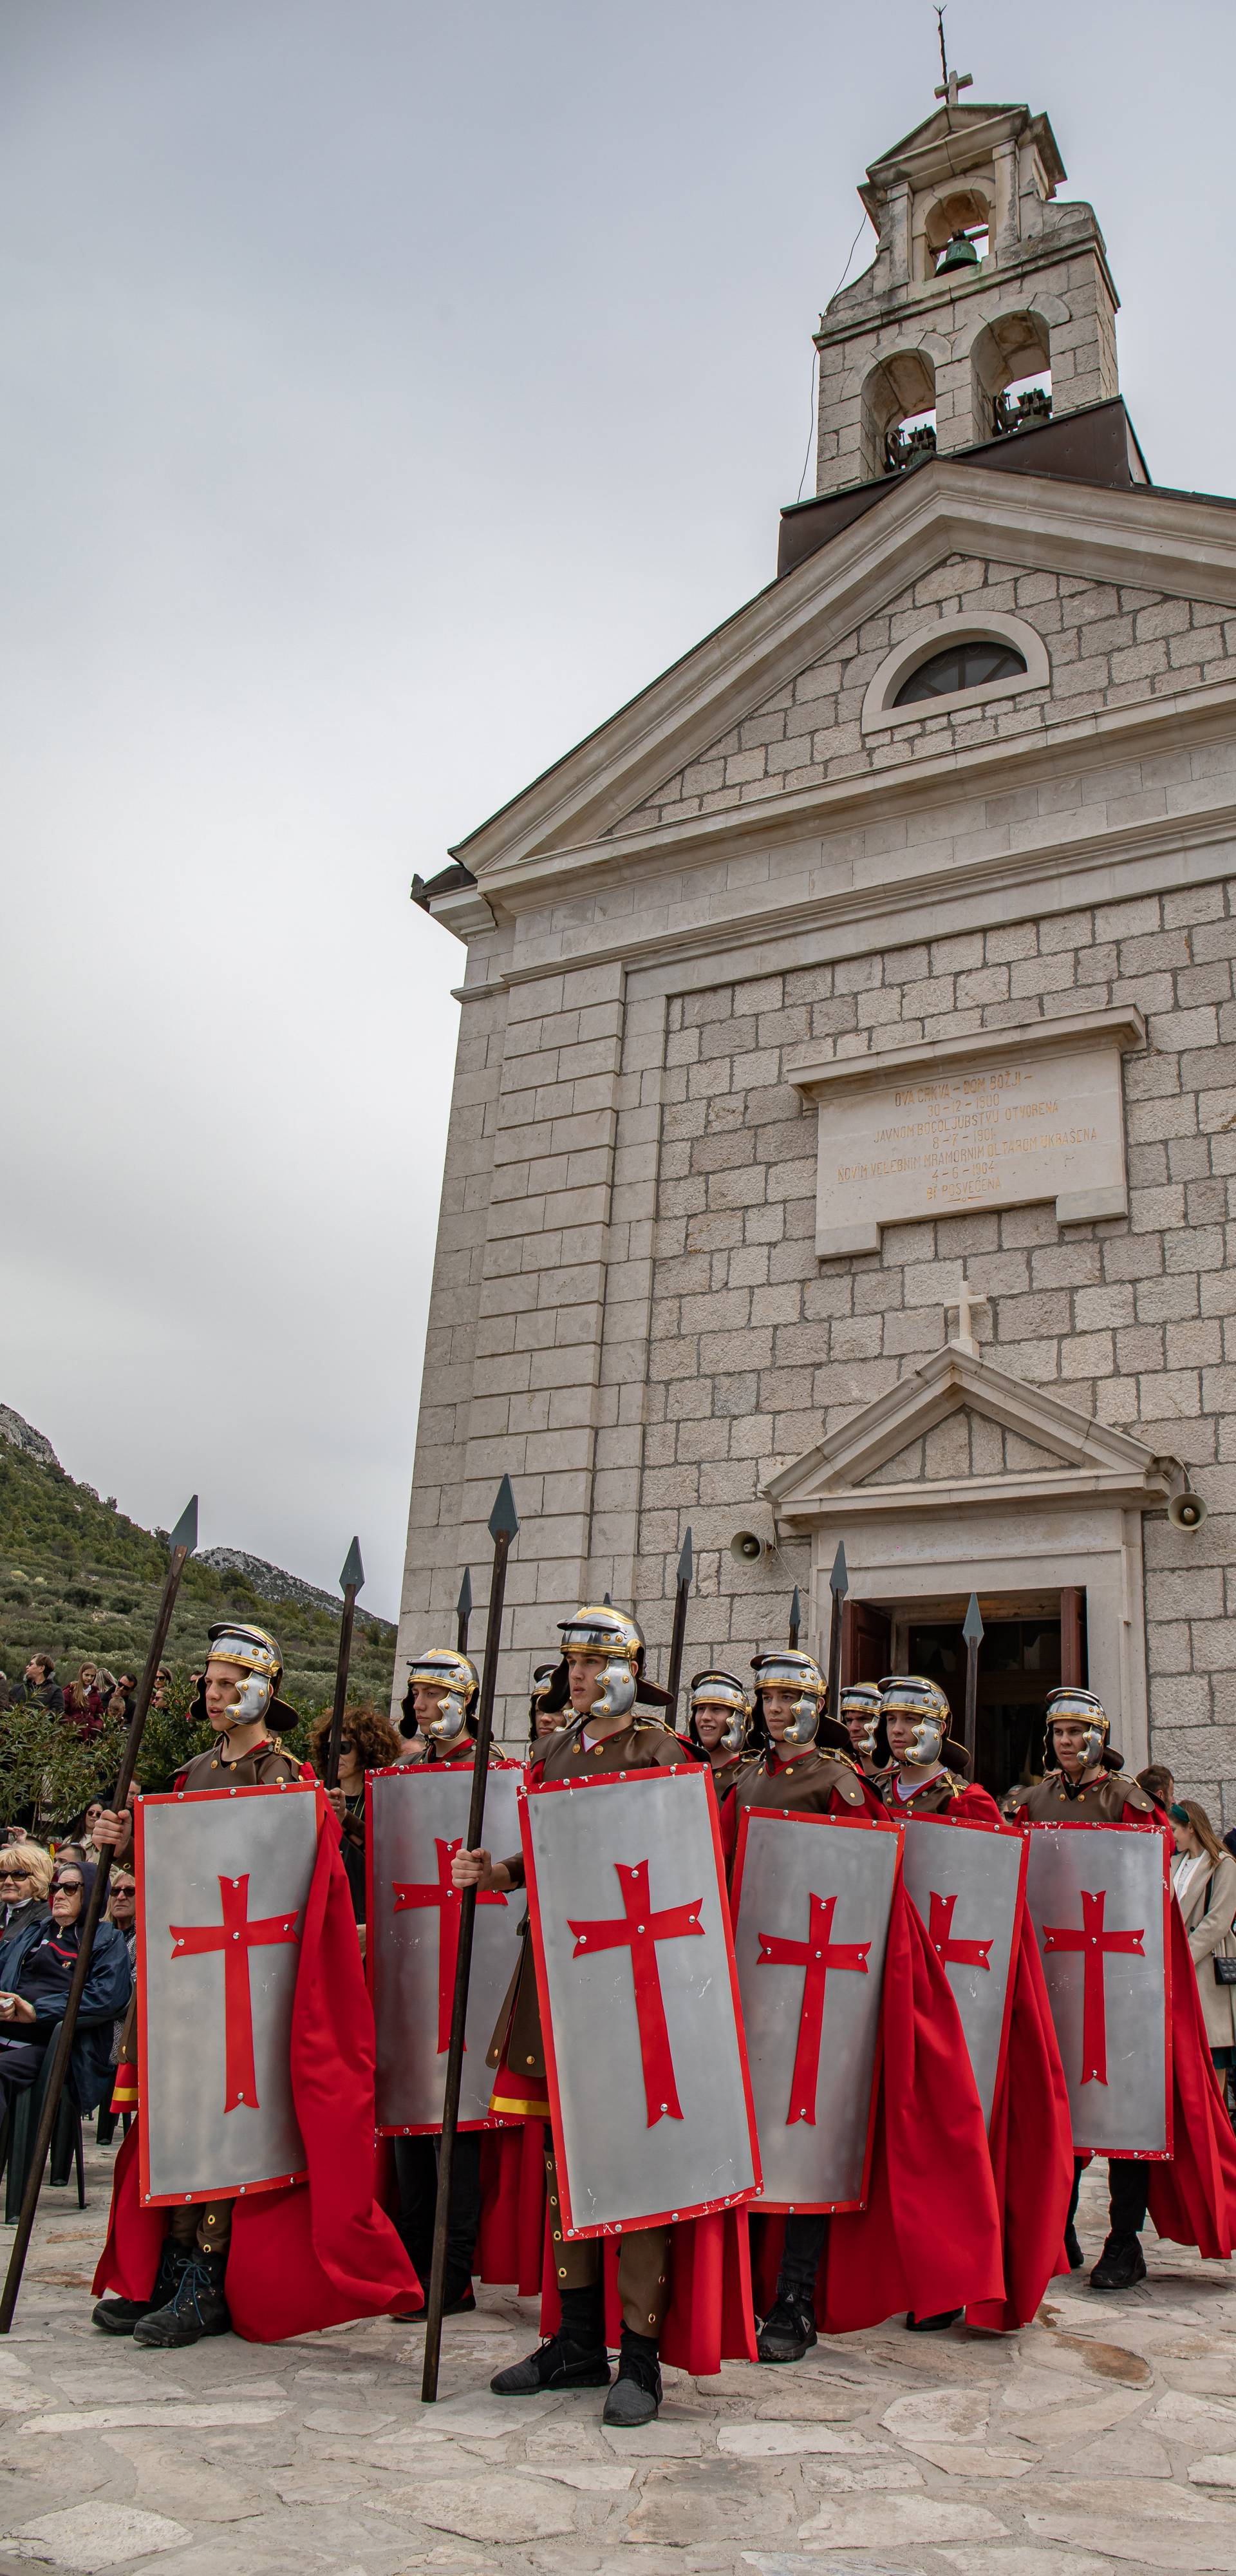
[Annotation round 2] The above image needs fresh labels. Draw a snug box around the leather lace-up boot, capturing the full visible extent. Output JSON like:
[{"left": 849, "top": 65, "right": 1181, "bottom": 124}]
[
  {"left": 133, "top": 2249, "right": 230, "bottom": 2346},
  {"left": 92, "top": 2239, "right": 185, "bottom": 2336}
]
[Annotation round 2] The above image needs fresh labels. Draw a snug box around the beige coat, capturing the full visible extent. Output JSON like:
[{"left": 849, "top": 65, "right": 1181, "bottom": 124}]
[{"left": 1175, "top": 1848, "right": 1236, "bottom": 2051}]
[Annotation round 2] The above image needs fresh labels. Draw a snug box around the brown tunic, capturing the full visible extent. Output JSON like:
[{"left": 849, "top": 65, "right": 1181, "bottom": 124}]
[
  {"left": 487, "top": 1717, "right": 686, "bottom": 2094},
  {"left": 1002, "top": 1767, "right": 1154, "bottom": 1823},
  {"left": 728, "top": 1743, "right": 870, "bottom": 1822},
  {"left": 176, "top": 1737, "right": 305, "bottom": 1792},
  {"left": 881, "top": 1766, "right": 971, "bottom": 1817}
]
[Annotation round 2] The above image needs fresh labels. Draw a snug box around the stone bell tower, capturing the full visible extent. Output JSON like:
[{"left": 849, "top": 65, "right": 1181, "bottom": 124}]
[{"left": 815, "top": 83, "right": 1120, "bottom": 494}]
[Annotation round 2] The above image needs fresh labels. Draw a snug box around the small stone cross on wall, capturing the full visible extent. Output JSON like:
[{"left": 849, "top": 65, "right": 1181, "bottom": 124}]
[{"left": 948, "top": 1274, "right": 989, "bottom": 1357}]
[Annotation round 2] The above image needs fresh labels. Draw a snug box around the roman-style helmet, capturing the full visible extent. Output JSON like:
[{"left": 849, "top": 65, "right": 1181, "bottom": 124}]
[
  {"left": 1044, "top": 1684, "right": 1116, "bottom": 1774},
  {"left": 879, "top": 1673, "right": 953, "bottom": 1769},
  {"left": 688, "top": 1668, "right": 753, "bottom": 1756},
  {"left": 751, "top": 1647, "right": 850, "bottom": 1751},
  {"left": 839, "top": 1680, "right": 883, "bottom": 1759},
  {"left": 403, "top": 1648, "right": 480, "bottom": 1744},
  {"left": 203, "top": 1622, "right": 283, "bottom": 1728},
  {"left": 557, "top": 1604, "right": 642, "bottom": 1723}
]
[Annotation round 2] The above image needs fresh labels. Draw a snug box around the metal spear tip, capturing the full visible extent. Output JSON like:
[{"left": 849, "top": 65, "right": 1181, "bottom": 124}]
[
  {"left": 169, "top": 1497, "right": 199, "bottom": 1557},
  {"left": 790, "top": 1585, "right": 801, "bottom": 1628},
  {"left": 963, "top": 1591, "right": 985, "bottom": 1645},
  {"left": 456, "top": 1566, "right": 473, "bottom": 1620},
  {"left": 676, "top": 1526, "right": 693, "bottom": 1589},
  {"left": 830, "top": 1540, "right": 848, "bottom": 1600},
  {"left": 488, "top": 1473, "right": 520, "bottom": 1541},
  {"left": 339, "top": 1536, "right": 365, "bottom": 1595}
]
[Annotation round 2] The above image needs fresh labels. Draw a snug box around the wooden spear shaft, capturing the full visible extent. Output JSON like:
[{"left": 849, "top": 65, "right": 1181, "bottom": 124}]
[
  {"left": 421, "top": 1475, "right": 518, "bottom": 2403},
  {"left": 664, "top": 1528, "right": 693, "bottom": 1724},
  {"left": 0, "top": 1497, "right": 198, "bottom": 2333},
  {"left": 324, "top": 1538, "right": 364, "bottom": 1792}
]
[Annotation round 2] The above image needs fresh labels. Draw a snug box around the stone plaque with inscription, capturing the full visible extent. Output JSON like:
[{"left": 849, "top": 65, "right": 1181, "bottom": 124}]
[{"left": 789, "top": 1009, "right": 1145, "bottom": 1262}]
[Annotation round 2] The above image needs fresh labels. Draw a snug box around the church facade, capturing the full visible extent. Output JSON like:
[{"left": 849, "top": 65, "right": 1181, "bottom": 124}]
[{"left": 399, "top": 87, "right": 1236, "bottom": 1817}]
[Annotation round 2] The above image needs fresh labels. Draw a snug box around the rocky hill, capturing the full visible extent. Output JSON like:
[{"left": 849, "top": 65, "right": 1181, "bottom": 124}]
[{"left": 0, "top": 1408, "right": 396, "bottom": 1725}]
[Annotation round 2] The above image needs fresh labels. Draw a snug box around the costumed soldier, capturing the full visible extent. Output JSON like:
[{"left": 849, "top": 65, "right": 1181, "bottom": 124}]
[
  {"left": 878, "top": 1674, "right": 1075, "bottom": 2333},
  {"left": 1004, "top": 1684, "right": 1236, "bottom": 2288},
  {"left": 839, "top": 1680, "right": 891, "bottom": 1787},
  {"left": 686, "top": 1669, "right": 753, "bottom": 1790},
  {"left": 877, "top": 1675, "right": 979, "bottom": 1819},
  {"left": 91, "top": 1623, "right": 417, "bottom": 2345},
  {"left": 722, "top": 1649, "right": 877, "bottom": 1870},
  {"left": 735, "top": 1653, "right": 1005, "bottom": 2361},
  {"left": 389, "top": 1649, "right": 489, "bottom": 2320},
  {"left": 453, "top": 1605, "right": 715, "bottom": 2427}
]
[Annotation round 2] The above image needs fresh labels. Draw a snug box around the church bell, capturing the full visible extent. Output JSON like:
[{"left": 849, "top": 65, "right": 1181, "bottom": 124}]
[{"left": 935, "top": 230, "right": 980, "bottom": 276}]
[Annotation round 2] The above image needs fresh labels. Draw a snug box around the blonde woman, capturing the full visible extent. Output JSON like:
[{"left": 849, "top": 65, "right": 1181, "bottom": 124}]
[
  {"left": 0, "top": 1842, "right": 52, "bottom": 1941},
  {"left": 1171, "top": 1801, "right": 1236, "bottom": 2079}
]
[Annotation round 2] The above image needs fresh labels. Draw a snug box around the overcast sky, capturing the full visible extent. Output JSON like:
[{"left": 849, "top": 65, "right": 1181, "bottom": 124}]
[{"left": 4, "top": 1, "right": 1233, "bottom": 1619}]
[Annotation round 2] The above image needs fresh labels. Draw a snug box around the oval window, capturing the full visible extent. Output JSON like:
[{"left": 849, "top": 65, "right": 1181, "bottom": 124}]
[{"left": 893, "top": 639, "right": 1027, "bottom": 706}]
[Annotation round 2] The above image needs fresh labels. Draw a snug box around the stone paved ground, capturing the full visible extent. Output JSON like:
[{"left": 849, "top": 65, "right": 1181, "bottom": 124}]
[{"left": 1, "top": 2141, "right": 1235, "bottom": 2575}]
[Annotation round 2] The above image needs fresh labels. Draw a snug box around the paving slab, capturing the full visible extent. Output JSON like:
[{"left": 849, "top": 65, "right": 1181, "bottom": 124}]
[{"left": 0, "top": 2135, "right": 1231, "bottom": 2575}]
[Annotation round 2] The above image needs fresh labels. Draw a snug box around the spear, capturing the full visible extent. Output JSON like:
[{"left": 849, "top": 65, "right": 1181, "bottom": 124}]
[
  {"left": 962, "top": 1591, "right": 984, "bottom": 1772},
  {"left": 324, "top": 1537, "right": 365, "bottom": 1791},
  {"left": 664, "top": 1528, "right": 693, "bottom": 1723},
  {"left": 456, "top": 1567, "right": 473, "bottom": 1656},
  {"left": 788, "top": 1585, "right": 801, "bottom": 1651},
  {"left": 825, "top": 1540, "right": 848, "bottom": 1723},
  {"left": 422, "top": 1473, "right": 519, "bottom": 2403},
  {"left": 0, "top": 1495, "right": 199, "bottom": 2333}
]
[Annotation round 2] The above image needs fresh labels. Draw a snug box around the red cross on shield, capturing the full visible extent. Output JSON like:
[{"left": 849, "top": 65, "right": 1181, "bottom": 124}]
[
  {"left": 1024, "top": 1821, "right": 1172, "bottom": 2158},
  {"left": 521, "top": 1765, "right": 760, "bottom": 2237},
  {"left": 368, "top": 1759, "right": 524, "bottom": 2134},
  {"left": 732, "top": 1809, "right": 897, "bottom": 2213},
  {"left": 900, "top": 1814, "right": 1025, "bottom": 2132},
  {"left": 136, "top": 1782, "right": 321, "bottom": 2206}
]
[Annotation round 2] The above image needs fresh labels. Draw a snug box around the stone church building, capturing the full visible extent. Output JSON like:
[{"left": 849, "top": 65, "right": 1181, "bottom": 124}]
[{"left": 399, "top": 84, "right": 1236, "bottom": 1816}]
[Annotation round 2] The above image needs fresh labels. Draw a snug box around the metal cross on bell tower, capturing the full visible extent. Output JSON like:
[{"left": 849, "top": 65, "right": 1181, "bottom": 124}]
[{"left": 933, "top": 6, "right": 973, "bottom": 115}]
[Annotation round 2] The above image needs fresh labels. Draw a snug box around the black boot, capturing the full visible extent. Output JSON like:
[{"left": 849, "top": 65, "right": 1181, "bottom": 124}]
[
  {"left": 757, "top": 2291, "right": 818, "bottom": 2363},
  {"left": 1064, "top": 2220, "right": 1085, "bottom": 2271},
  {"left": 133, "top": 2249, "right": 230, "bottom": 2347},
  {"left": 906, "top": 2309, "right": 963, "bottom": 2332},
  {"left": 490, "top": 2282, "right": 609, "bottom": 2395},
  {"left": 1089, "top": 2232, "right": 1146, "bottom": 2291},
  {"left": 92, "top": 2239, "right": 185, "bottom": 2337},
  {"left": 603, "top": 2324, "right": 662, "bottom": 2427}
]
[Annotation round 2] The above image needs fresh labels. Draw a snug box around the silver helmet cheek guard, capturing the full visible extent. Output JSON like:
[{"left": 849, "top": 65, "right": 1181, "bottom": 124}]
[
  {"left": 782, "top": 1691, "right": 820, "bottom": 1748},
  {"left": 1079, "top": 1722, "right": 1105, "bottom": 1768},
  {"left": 229, "top": 1673, "right": 273, "bottom": 1727},
  {"left": 426, "top": 1686, "right": 471, "bottom": 1743},
  {"left": 719, "top": 1707, "right": 750, "bottom": 1754},
  {"left": 590, "top": 1658, "right": 637, "bottom": 1723},
  {"left": 853, "top": 1716, "right": 879, "bottom": 1758},
  {"left": 910, "top": 1715, "right": 945, "bottom": 1765}
]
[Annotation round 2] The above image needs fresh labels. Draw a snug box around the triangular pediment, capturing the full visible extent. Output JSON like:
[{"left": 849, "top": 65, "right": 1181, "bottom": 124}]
[
  {"left": 453, "top": 463, "right": 1236, "bottom": 898},
  {"left": 765, "top": 1341, "right": 1173, "bottom": 1526}
]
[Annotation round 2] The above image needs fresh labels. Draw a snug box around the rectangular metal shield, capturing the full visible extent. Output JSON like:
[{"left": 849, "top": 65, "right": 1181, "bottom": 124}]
[
  {"left": 136, "top": 1782, "right": 321, "bottom": 2206},
  {"left": 521, "top": 1764, "right": 760, "bottom": 2237},
  {"left": 368, "top": 1759, "right": 524, "bottom": 2133},
  {"left": 1025, "top": 1822, "right": 1172, "bottom": 2158},
  {"left": 901, "top": 1814, "right": 1025, "bottom": 2132},
  {"left": 731, "top": 1810, "right": 898, "bottom": 2213}
]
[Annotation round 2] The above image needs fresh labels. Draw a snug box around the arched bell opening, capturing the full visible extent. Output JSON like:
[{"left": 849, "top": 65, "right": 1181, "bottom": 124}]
[
  {"left": 921, "top": 186, "right": 991, "bottom": 285},
  {"left": 860, "top": 348, "right": 937, "bottom": 482},
  {"left": 972, "top": 311, "right": 1053, "bottom": 440}
]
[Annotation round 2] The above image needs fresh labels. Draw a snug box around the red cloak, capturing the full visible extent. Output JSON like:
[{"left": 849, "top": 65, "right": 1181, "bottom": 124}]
[
  {"left": 1006, "top": 1795, "right": 1236, "bottom": 2260},
  {"left": 751, "top": 1858, "right": 1005, "bottom": 2328},
  {"left": 93, "top": 1816, "right": 419, "bottom": 2337}
]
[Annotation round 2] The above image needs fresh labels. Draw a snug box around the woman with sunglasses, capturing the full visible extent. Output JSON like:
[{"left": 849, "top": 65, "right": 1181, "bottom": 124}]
[
  {"left": 0, "top": 1843, "right": 52, "bottom": 1937},
  {"left": 0, "top": 1857, "right": 131, "bottom": 2119}
]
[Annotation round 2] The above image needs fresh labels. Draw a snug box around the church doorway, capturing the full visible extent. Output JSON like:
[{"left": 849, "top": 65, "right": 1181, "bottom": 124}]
[{"left": 841, "top": 1588, "right": 1087, "bottom": 1797}]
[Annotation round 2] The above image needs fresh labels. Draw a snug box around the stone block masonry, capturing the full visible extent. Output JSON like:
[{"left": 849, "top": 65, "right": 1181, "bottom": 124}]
[{"left": 626, "top": 882, "right": 1236, "bottom": 1825}]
